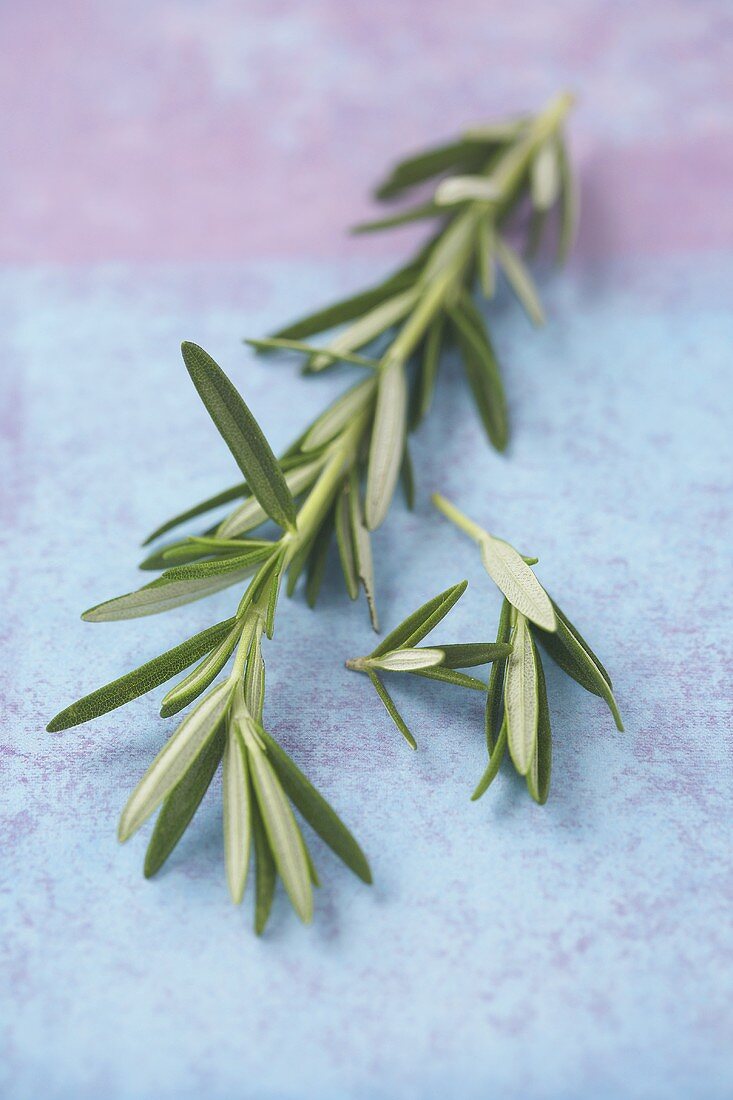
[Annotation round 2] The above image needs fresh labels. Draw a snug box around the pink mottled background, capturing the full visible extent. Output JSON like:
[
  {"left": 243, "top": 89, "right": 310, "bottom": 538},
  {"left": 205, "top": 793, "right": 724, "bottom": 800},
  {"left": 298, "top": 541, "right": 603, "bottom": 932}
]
[{"left": 2, "top": 0, "right": 732, "bottom": 264}]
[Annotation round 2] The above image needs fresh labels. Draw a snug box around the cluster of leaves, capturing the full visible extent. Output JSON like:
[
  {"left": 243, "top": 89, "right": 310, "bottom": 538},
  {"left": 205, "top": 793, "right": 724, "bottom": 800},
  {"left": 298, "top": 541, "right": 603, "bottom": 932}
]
[
  {"left": 348, "top": 495, "right": 623, "bottom": 804},
  {"left": 48, "top": 342, "right": 372, "bottom": 932},
  {"left": 125, "top": 95, "right": 577, "bottom": 637}
]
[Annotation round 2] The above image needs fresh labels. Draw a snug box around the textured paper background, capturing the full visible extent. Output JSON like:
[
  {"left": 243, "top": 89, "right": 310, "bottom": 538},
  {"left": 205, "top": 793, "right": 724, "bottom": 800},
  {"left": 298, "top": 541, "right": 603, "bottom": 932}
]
[{"left": 2, "top": 3, "right": 732, "bottom": 1099}]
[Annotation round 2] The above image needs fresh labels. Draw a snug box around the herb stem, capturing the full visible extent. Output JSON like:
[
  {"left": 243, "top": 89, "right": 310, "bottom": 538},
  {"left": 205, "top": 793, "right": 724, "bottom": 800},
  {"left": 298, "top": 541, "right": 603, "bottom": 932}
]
[{"left": 432, "top": 493, "right": 487, "bottom": 542}]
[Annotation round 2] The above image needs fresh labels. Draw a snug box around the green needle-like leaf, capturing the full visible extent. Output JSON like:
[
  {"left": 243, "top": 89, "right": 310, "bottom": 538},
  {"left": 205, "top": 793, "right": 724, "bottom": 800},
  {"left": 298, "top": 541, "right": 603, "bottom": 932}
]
[
  {"left": 531, "top": 138, "right": 561, "bottom": 211},
  {"left": 504, "top": 613, "right": 539, "bottom": 776},
  {"left": 535, "top": 601, "right": 623, "bottom": 730},
  {"left": 251, "top": 792, "right": 277, "bottom": 935},
  {"left": 217, "top": 459, "right": 322, "bottom": 539},
  {"left": 480, "top": 535, "right": 556, "bottom": 631},
  {"left": 335, "top": 483, "right": 359, "bottom": 600},
  {"left": 118, "top": 680, "right": 234, "bottom": 842},
  {"left": 270, "top": 262, "right": 420, "bottom": 340},
  {"left": 471, "top": 720, "right": 507, "bottom": 801},
  {"left": 414, "top": 314, "right": 444, "bottom": 426},
  {"left": 526, "top": 646, "right": 552, "bottom": 804},
  {"left": 486, "top": 598, "right": 512, "bottom": 750},
  {"left": 352, "top": 201, "right": 444, "bottom": 235},
  {"left": 365, "top": 356, "right": 407, "bottom": 530},
  {"left": 408, "top": 666, "right": 488, "bottom": 691},
  {"left": 432, "top": 642, "right": 512, "bottom": 668},
  {"left": 247, "top": 337, "right": 379, "bottom": 370},
  {"left": 258, "top": 729, "right": 372, "bottom": 884},
  {"left": 157, "top": 546, "right": 274, "bottom": 584},
  {"left": 144, "top": 725, "right": 225, "bottom": 878},
  {"left": 371, "top": 580, "right": 468, "bottom": 657},
  {"left": 495, "top": 236, "right": 546, "bottom": 326},
  {"left": 223, "top": 725, "right": 252, "bottom": 904},
  {"left": 370, "top": 647, "right": 445, "bottom": 672},
  {"left": 247, "top": 734, "right": 313, "bottom": 924},
  {"left": 82, "top": 567, "right": 258, "bottom": 622},
  {"left": 553, "top": 601, "right": 613, "bottom": 687},
  {"left": 349, "top": 472, "right": 379, "bottom": 631},
  {"left": 305, "top": 509, "right": 335, "bottom": 609},
  {"left": 160, "top": 620, "right": 244, "bottom": 719},
  {"left": 450, "top": 298, "right": 508, "bottom": 452},
  {"left": 302, "top": 377, "right": 376, "bottom": 452},
  {"left": 47, "top": 618, "right": 237, "bottom": 732},
  {"left": 142, "top": 483, "right": 248, "bottom": 546},
  {"left": 367, "top": 670, "right": 417, "bottom": 750},
  {"left": 375, "top": 138, "right": 486, "bottom": 200},
  {"left": 181, "top": 341, "right": 297, "bottom": 534}
]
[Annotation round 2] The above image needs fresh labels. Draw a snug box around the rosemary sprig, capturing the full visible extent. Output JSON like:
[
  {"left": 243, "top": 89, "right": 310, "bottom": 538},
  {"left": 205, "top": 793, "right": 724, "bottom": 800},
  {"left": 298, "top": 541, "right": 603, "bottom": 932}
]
[
  {"left": 48, "top": 94, "right": 578, "bottom": 927},
  {"left": 346, "top": 581, "right": 512, "bottom": 749},
  {"left": 147, "top": 93, "right": 576, "bottom": 629},
  {"left": 348, "top": 497, "right": 622, "bottom": 804},
  {"left": 48, "top": 342, "right": 372, "bottom": 933}
]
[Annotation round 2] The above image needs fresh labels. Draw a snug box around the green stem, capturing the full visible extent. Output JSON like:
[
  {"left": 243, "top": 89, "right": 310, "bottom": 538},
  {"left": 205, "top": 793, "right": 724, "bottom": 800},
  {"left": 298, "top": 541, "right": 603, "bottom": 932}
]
[{"left": 432, "top": 493, "right": 487, "bottom": 542}]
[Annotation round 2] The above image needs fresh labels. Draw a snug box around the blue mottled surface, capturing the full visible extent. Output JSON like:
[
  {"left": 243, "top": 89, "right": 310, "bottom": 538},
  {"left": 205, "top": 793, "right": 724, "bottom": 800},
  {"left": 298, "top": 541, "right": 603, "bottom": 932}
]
[
  {"left": 3, "top": 1, "right": 733, "bottom": 1098},
  {"left": 3, "top": 254, "right": 732, "bottom": 1099}
]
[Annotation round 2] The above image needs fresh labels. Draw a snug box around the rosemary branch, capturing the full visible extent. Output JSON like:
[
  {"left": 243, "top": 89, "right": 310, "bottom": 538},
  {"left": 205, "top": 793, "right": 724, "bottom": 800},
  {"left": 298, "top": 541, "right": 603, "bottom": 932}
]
[{"left": 48, "top": 94, "right": 577, "bottom": 931}]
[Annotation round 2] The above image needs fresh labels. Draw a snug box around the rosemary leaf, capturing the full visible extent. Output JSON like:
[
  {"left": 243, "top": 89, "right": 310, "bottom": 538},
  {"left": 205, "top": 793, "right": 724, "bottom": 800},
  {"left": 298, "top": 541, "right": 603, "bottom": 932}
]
[
  {"left": 305, "top": 511, "right": 334, "bottom": 609},
  {"left": 486, "top": 599, "right": 513, "bottom": 750},
  {"left": 157, "top": 546, "right": 274, "bottom": 583},
  {"left": 258, "top": 729, "right": 372, "bottom": 884},
  {"left": 181, "top": 341, "right": 297, "bottom": 534},
  {"left": 244, "top": 638, "right": 265, "bottom": 724},
  {"left": 371, "top": 580, "right": 468, "bottom": 656},
  {"left": 531, "top": 138, "right": 561, "bottom": 211},
  {"left": 494, "top": 236, "right": 546, "bottom": 326},
  {"left": 247, "top": 733, "right": 313, "bottom": 924},
  {"left": 335, "top": 483, "right": 359, "bottom": 600},
  {"left": 400, "top": 442, "right": 415, "bottom": 511},
  {"left": 159, "top": 620, "right": 244, "bottom": 719},
  {"left": 365, "top": 356, "right": 407, "bottom": 530},
  {"left": 471, "top": 720, "right": 507, "bottom": 801},
  {"left": 450, "top": 298, "right": 508, "bottom": 452},
  {"left": 504, "top": 613, "right": 539, "bottom": 776},
  {"left": 375, "top": 138, "right": 486, "bottom": 200},
  {"left": 557, "top": 137, "right": 579, "bottom": 264},
  {"left": 435, "top": 175, "right": 500, "bottom": 205},
  {"left": 352, "top": 201, "right": 444, "bottom": 235},
  {"left": 144, "top": 725, "right": 226, "bottom": 878},
  {"left": 223, "top": 725, "right": 252, "bottom": 904},
  {"left": 46, "top": 617, "right": 237, "bottom": 732},
  {"left": 480, "top": 535, "right": 556, "bottom": 631},
  {"left": 535, "top": 602, "right": 623, "bottom": 730},
  {"left": 367, "top": 670, "right": 417, "bottom": 750},
  {"left": 142, "top": 483, "right": 248, "bottom": 546},
  {"left": 247, "top": 337, "right": 379, "bottom": 370},
  {"left": 526, "top": 645, "right": 552, "bottom": 804},
  {"left": 477, "top": 214, "right": 495, "bottom": 298},
  {"left": 415, "top": 314, "right": 444, "bottom": 425},
  {"left": 432, "top": 642, "right": 512, "bottom": 668},
  {"left": 348, "top": 472, "right": 379, "bottom": 631},
  {"left": 217, "top": 458, "right": 323, "bottom": 540},
  {"left": 270, "top": 263, "right": 419, "bottom": 340},
  {"left": 251, "top": 791, "right": 277, "bottom": 935},
  {"left": 369, "top": 647, "right": 445, "bottom": 672},
  {"left": 408, "top": 666, "right": 487, "bottom": 691},
  {"left": 118, "top": 680, "right": 235, "bottom": 842},
  {"left": 82, "top": 568, "right": 257, "bottom": 622},
  {"left": 302, "top": 377, "right": 376, "bottom": 452},
  {"left": 554, "top": 601, "right": 613, "bottom": 687}
]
